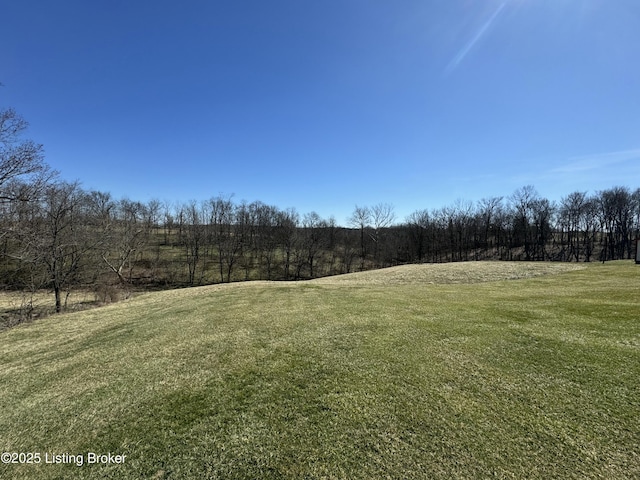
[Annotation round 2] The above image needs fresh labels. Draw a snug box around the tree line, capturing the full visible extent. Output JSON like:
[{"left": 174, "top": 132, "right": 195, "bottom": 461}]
[{"left": 2, "top": 106, "right": 640, "bottom": 318}]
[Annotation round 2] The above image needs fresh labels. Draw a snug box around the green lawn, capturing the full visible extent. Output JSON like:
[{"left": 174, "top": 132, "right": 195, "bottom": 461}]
[{"left": 1, "top": 261, "right": 638, "bottom": 479}]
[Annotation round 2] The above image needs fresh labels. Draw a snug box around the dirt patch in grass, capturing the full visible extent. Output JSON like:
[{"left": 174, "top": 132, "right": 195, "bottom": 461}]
[{"left": 309, "top": 261, "right": 586, "bottom": 286}]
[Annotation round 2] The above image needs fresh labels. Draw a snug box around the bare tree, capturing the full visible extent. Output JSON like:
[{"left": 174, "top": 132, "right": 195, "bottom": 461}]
[
  {"left": 180, "top": 201, "right": 205, "bottom": 286},
  {"left": 559, "top": 192, "right": 589, "bottom": 261},
  {"left": 370, "top": 203, "right": 395, "bottom": 266},
  {"left": 0, "top": 107, "right": 51, "bottom": 204},
  {"left": 276, "top": 208, "right": 299, "bottom": 280},
  {"left": 0, "top": 106, "right": 54, "bottom": 269},
  {"left": 209, "top": 195, "right": 241, "bottom": 283},
  {"left": 429, "top": 207, "right": 449, "bottom": 262},
  {"left": 301, "top": 211, "right": 326, "bottom": 278},
  {"left": 598, "top": 187, "right": 634, "bottom": 261},
  {"left": 99, "top": 198, "right": 151, "bottom": 288},
  {"left": 509, "top": 186, "right": 540, "bottom": 260},
  {"left": 324, "top": 216, "right": 339, "bottom": 275},
  {"left": 477, "top": 197, "right": 504, "bottom": 258},
  {"left": 632, "top": 188, "right": 640, "bottom": 248},
  {"left": 349, "top": 205, "right": 371, "bottom": 271},
  {"left": 448, "top": 199, "right": 474, "bottom": 262},
  {"left": 236, "top": 201, "right": 258, "bottom": 281},
  {"left": 0, "top": 196, "right": 48, "bottom": 322},
  {"left": 338, "top": 227, "right": 358, "bottom": 273},
  {"left": 252, "top": 202, "right": 280, "bottom": 279},
  {"left": 405, "top": 209, "right": 430, "bottom": 263},
  {"left": 31, "top": 182, "right": 91, "bottom": 312}
]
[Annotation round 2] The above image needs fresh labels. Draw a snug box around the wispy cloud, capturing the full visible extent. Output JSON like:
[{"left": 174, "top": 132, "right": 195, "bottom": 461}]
[
  {"left": 445, "top": 2, "right": 507, "bottom": 75},
  {"left": 553, "top": 148, "right": 640, "bottom": 173}
]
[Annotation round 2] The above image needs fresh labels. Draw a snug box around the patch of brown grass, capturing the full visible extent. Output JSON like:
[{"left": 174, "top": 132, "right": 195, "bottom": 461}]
[{"left": 309, "top": 261, "right": 586, "bottom": 286}]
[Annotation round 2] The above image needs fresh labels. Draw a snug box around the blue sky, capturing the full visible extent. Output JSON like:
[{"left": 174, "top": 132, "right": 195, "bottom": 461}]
[{"left": 2, "top": 0, "right": 639, "bottom": 224}]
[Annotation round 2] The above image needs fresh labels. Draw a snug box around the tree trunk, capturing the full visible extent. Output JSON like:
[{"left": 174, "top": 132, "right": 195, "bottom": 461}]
[{"left": 54, "top": 284, "right": 62, "bottom": 313}]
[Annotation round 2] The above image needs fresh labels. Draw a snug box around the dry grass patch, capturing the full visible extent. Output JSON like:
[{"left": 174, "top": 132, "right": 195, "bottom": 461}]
[
  {"left": 0, "top": 289, "right": 104, "bottom": 330},
  {"left": 0, "top": 289, "right": 101, "bottom": 310},
  {"left": 310, "top": 261, "right": 586, "bottom": 286}
]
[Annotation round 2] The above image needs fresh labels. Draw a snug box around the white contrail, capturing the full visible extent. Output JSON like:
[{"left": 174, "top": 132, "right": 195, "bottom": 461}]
[{"left": 445, "top": 2, "right": 507, "bottom": 75}]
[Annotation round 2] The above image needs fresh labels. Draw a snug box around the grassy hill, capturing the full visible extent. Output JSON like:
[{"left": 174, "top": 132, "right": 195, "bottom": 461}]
[{"left": 1, "top": 261, "right": 638, "bottom": 479}]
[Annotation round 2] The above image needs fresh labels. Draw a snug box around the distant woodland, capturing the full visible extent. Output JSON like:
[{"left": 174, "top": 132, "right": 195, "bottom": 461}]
[{"left": 2, "top": 106, "right": 639, "bottom": 319}]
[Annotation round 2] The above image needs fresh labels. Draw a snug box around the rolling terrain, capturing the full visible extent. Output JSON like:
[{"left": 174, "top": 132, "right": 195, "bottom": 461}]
[{"left": 1, "top": 261, "right": 638, "bottom": 479}]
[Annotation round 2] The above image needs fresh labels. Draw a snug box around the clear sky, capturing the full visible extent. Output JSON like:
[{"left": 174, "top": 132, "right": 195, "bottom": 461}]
[{"left": 2, "top": 0, "right": 639, "bottom": 224}]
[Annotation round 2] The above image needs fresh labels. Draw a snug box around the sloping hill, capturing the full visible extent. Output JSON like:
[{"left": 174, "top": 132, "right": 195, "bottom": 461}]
[
  {"left": 309, "top": 261, "right": 585, "bottom": 286},
  {"left": 0, "top": 262, "right": 638, "bottom": 479}
]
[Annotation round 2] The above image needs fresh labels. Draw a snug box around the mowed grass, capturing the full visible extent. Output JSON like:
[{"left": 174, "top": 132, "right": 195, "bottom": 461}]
[{"left": 0, "top": 261, "right": 638, "bottom": 479}]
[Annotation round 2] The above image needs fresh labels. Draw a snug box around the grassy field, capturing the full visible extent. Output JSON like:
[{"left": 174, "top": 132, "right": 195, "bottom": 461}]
[{"left": 0, "top": 261, "right": 638, "bottom": 479}]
